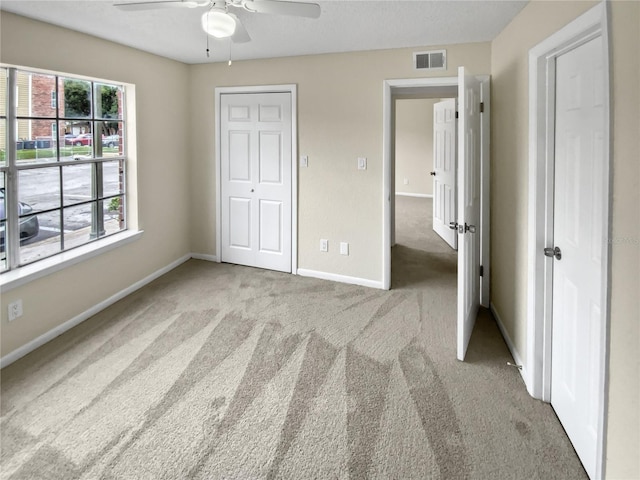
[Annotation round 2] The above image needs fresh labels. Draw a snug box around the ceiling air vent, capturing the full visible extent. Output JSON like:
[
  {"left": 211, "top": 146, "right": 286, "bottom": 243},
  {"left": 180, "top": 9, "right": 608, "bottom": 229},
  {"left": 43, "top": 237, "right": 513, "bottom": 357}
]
[{"left": 414, "top": 50, "right": 446, "bottom": 71}]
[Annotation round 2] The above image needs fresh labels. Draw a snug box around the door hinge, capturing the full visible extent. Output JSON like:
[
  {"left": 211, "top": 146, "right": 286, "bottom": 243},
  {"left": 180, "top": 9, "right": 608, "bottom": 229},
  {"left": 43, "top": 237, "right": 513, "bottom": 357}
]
[
  {"left": 455, "top": 111, "right": 459, "bottom": 119},
  {"left": 479, "top": 265, "right": 484, "bottom": 277},
  {"left": 479, "top": 102, "right": 484, "bottom": 113}
]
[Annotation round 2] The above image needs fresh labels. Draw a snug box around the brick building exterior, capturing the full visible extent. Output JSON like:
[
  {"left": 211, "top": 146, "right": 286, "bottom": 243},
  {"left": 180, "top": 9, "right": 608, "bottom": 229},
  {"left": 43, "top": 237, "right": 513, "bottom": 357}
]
[{"left": 1, "top": 69, "right": 123, "bottom": 152}]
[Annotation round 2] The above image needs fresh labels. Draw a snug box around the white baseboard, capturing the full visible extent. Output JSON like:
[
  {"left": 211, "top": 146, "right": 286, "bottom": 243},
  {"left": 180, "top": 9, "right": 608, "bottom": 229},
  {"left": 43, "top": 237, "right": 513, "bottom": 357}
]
[
  {"left": 297, "top": 268, "right": 383, "bottom": 290},
  {"left": 490, "top": 302, "right": 528, "bottom": 386},
  {"left": 0, "top": 254, "right": 192, "bottom": 368},
  {"left": 395, "top": 192, "right": 433, "bottom": 198},
  {"left": 191, "top": 253, "right": 219, "bottom": 262}
]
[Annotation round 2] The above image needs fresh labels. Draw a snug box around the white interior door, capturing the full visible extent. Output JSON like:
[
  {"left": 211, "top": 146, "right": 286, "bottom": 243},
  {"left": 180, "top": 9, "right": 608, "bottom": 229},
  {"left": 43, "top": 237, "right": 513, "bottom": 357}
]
[
  {"left": 221, "top": 92, "right": 292, "bottom": 273},
  {"left": 550, "top": 36, "right": 605, "bottom": 478},
  {"left": 457, "top": 67, "right": 481, "bottom": 361},
  {"left": 432, "top": 99, "right": 457, "bottom": 249}
]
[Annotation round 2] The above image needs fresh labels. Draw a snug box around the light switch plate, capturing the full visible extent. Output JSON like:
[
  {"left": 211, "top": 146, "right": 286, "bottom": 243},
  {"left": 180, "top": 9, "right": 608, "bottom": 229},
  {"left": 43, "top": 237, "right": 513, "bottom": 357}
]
[
  {"left": 357, "top": 157, "right": 367, "bottom": 170},
  {"left": 320, "top": 239, "right": 328, "bottom": 252},
  {"left": 301, "top": 155, "right": 308, "bottom": 167},
  {"left": 340, "top": 242, "right": 349, "bottom": 256}
]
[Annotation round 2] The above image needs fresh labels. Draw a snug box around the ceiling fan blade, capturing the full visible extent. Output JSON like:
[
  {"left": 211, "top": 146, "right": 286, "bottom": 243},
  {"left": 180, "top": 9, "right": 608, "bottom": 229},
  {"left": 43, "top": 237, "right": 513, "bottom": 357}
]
[
  {"left": 114, "top": 1, "right": 205, "bottom": 11},
  {"left": 243, "top": 0, "right": 320, "bottom": 19},
  {"left": 228, "top": 13, "right": 251, "bottom": 43}
]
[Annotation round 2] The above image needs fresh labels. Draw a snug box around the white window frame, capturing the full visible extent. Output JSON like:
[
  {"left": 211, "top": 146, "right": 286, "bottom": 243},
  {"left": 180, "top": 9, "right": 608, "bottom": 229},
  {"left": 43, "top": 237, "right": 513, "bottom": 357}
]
[{"left": 0, "top": 65, "right": 141, "bottom": 293}]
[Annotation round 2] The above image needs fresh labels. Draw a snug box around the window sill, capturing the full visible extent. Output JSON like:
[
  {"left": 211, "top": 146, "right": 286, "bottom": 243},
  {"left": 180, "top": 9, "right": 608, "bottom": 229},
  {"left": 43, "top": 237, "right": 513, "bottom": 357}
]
[{"left": 0, "top": 230, "right": 143, "bottom": 293}]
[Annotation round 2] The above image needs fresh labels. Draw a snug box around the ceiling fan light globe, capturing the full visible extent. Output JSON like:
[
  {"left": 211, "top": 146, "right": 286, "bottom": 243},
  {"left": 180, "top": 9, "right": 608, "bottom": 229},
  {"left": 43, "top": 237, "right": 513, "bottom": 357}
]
[{"left": 201, "top": 10, "right": 236, "bottom": 38}]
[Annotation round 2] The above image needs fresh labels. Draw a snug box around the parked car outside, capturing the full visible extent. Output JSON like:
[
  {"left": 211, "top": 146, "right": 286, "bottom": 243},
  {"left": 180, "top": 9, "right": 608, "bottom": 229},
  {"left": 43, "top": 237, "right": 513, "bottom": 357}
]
[
  {"left": 0, "top": 188, "right": 40, "bottom": 250},
  {"left": 67, "top": 133, "right": 93, "bottom": 146},
  {"left": 102, "top": 135, "right": 120, "bottom": 148}
]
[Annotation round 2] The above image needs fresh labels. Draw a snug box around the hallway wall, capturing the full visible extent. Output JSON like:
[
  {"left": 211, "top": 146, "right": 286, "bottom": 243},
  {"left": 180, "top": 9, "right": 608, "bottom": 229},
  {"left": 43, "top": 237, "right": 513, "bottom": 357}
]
[{"left": 394, "top": 98, "right": 437, "bottom": 197}]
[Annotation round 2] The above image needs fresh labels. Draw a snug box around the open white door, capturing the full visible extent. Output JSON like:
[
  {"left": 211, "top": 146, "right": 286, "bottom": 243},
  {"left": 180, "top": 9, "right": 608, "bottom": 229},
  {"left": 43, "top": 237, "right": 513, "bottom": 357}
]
[
  {"left": 432, "top": 99, "right": 457, "bottom": 249},
  {"left": 457, "top": 67, "right": 482, "bottom": 361}
]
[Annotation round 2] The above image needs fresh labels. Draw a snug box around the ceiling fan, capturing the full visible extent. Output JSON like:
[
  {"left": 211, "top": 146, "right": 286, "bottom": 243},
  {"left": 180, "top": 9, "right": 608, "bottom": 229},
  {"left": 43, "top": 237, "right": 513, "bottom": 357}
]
[{"left": 114, "top": 0, "right": 321, "bottom": 43}]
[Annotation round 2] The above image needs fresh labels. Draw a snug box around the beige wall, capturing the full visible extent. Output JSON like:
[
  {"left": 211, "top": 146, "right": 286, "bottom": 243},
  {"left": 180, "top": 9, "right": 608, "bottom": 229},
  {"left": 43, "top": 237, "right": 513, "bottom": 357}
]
[
  {"left": 189, "top": 44, "right": 490, "bottom": 282},
  {"left": 394, "top": 98, "right": 437, "bottom": 196},
  {"left": 0, "top": 12, "right": 191, "bottom": 355},
  {"left": 491, "top": 1, "right": 639, "bottom": 478}
]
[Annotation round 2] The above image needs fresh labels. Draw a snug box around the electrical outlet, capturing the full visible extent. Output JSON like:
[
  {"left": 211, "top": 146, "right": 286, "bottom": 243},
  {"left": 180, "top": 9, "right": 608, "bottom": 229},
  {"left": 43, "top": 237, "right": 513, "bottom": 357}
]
[
  {"left": 320, "top": 239, "right": 328, "bottom": 252},
  {"left": 403, "top": 178, "right": 409, "bottom": 185},
  {"left": 8, "top": 299, "right": 23, "bottom": 322},
  {"left": 340, "top": 242, "right": 349, "bottom": 256}
]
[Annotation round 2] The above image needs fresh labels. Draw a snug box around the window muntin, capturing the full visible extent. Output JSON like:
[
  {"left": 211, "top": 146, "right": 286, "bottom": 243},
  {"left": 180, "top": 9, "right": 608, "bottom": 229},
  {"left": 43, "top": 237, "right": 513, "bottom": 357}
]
[{"left": 1, "top": 66, "right": 127, "bottom": 273}]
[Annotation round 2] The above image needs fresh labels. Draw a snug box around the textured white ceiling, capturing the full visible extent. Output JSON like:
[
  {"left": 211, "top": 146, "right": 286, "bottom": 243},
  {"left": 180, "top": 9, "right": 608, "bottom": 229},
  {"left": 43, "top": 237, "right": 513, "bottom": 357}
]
[{"left": 1, "top": 0, "right": 528, "bottom": 65}]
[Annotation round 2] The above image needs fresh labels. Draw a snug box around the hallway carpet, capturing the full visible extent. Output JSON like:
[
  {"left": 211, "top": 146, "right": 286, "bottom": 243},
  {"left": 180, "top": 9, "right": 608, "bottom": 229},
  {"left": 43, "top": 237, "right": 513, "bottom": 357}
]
[{"left": 0, "top": 198, "right": 586, "bottom": 479}]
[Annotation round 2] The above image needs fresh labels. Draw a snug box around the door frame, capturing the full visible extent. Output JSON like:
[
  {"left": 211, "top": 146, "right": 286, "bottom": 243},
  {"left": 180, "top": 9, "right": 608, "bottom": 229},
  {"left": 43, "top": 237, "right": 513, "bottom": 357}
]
[
  {"left": 215, "top": 84, "right": 298, "bottom": 273},
  {"left": 382, "top": 76, "right": 491, "bottom": 306},
  {"left": 526, "top": 3, "right": 610, "bottom": 477}
]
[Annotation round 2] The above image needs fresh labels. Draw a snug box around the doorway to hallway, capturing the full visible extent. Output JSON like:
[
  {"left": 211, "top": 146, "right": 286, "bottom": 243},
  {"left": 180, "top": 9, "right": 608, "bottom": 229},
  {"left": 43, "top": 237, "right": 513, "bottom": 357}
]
[
  {"left": 392, "top": 195, "right": 457, "bottom": 290},
  {"left": 392, "top": 95, "right": 458, "bottom": 289}
]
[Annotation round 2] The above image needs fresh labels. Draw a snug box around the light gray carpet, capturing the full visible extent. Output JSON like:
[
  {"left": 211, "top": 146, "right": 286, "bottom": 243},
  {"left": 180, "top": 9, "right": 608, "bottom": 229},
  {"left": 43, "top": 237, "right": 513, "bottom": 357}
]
[{"left": 0, "top": 197, "right": 586, "bottom": 479}]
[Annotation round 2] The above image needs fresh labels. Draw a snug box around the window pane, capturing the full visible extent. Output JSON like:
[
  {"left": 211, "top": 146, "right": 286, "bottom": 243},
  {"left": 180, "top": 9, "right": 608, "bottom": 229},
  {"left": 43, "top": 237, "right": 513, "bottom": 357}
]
[
  {"left": 95, "top": 84, "right": 123, "bottom": 120},
  {"left": 17, "top": 71, "right": 57, "bottom": 118},
  {"left": 63, "top": 163, "right": 93, "bottom": 206},
  {"left": 56, "top": 121, "right": 84, "bottom": 160},
  {"left": 0, "top": 118, "right": 5, "bottom": 167},
  {"left": 62, "top": 122, "right": 93, "bottom": 159},
  {"left": 0, "top": 172, "right": 5, "bottom": 222},
  {"left": 103, "top": 160, "right": 124, "bottom": 197},
  {"left": 105, "top": 195, "right": 125, "bottom": 234},
  {"left": 20, "top": 210, "right": 60, "bottom": 265},
  {"left": 0, "top": 67, "right": 7, "bottom": 115},
  {"left": 18, "top": 205, "right": 39, "bottom": 244},
  {"left": 0, "top": 219, "right": 6, "bottom": 272},
  {"left": 1, "top": 68, "right": 6, "bottom": 169},
  {"left": 16, "top": 119, "right": 59, "bottom": 164},
  {"left": 99, "top": 121, "right": 124, "bottom": 157},
  {"left": 63, "top": 203, "right": 94, "bottom": 250},
  {"left": 19, "top": 167, "right": 61, "bottom": 213},
  {"left": 59, "top": 78, "right": 91, "bottom": 119}
]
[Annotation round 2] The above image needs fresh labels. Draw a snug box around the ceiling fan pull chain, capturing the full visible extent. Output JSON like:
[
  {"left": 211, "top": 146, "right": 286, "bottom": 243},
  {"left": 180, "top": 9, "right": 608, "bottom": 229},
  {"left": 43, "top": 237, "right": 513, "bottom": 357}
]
[{"left": 228, "top": 39, "right": 233, "bottom": 66}]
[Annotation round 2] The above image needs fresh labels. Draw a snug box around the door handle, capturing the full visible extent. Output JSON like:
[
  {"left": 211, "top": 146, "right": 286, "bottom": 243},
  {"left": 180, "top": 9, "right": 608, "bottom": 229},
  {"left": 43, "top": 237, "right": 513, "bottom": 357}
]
[
  {"left": 451, "top": 222, "right": 476, "bottom": 234},
  {"left": 430, "top": 171, "right": 436, "bottom": 176},
  {"left": 544, "top": 246, "right": 562, "bottom": 260},
  {"left": 450, "top": 222, "right": 465, "bottom": 234}
]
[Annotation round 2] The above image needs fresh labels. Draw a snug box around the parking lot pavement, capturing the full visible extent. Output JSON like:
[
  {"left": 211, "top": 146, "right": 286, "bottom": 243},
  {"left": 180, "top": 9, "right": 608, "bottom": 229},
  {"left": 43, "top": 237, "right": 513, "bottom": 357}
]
[
  {"left": 20, "top": 218, "right": 122, "bottom": 265},
  {"left": 18, "top": 160, "right": 122, "bottom": 231}
]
